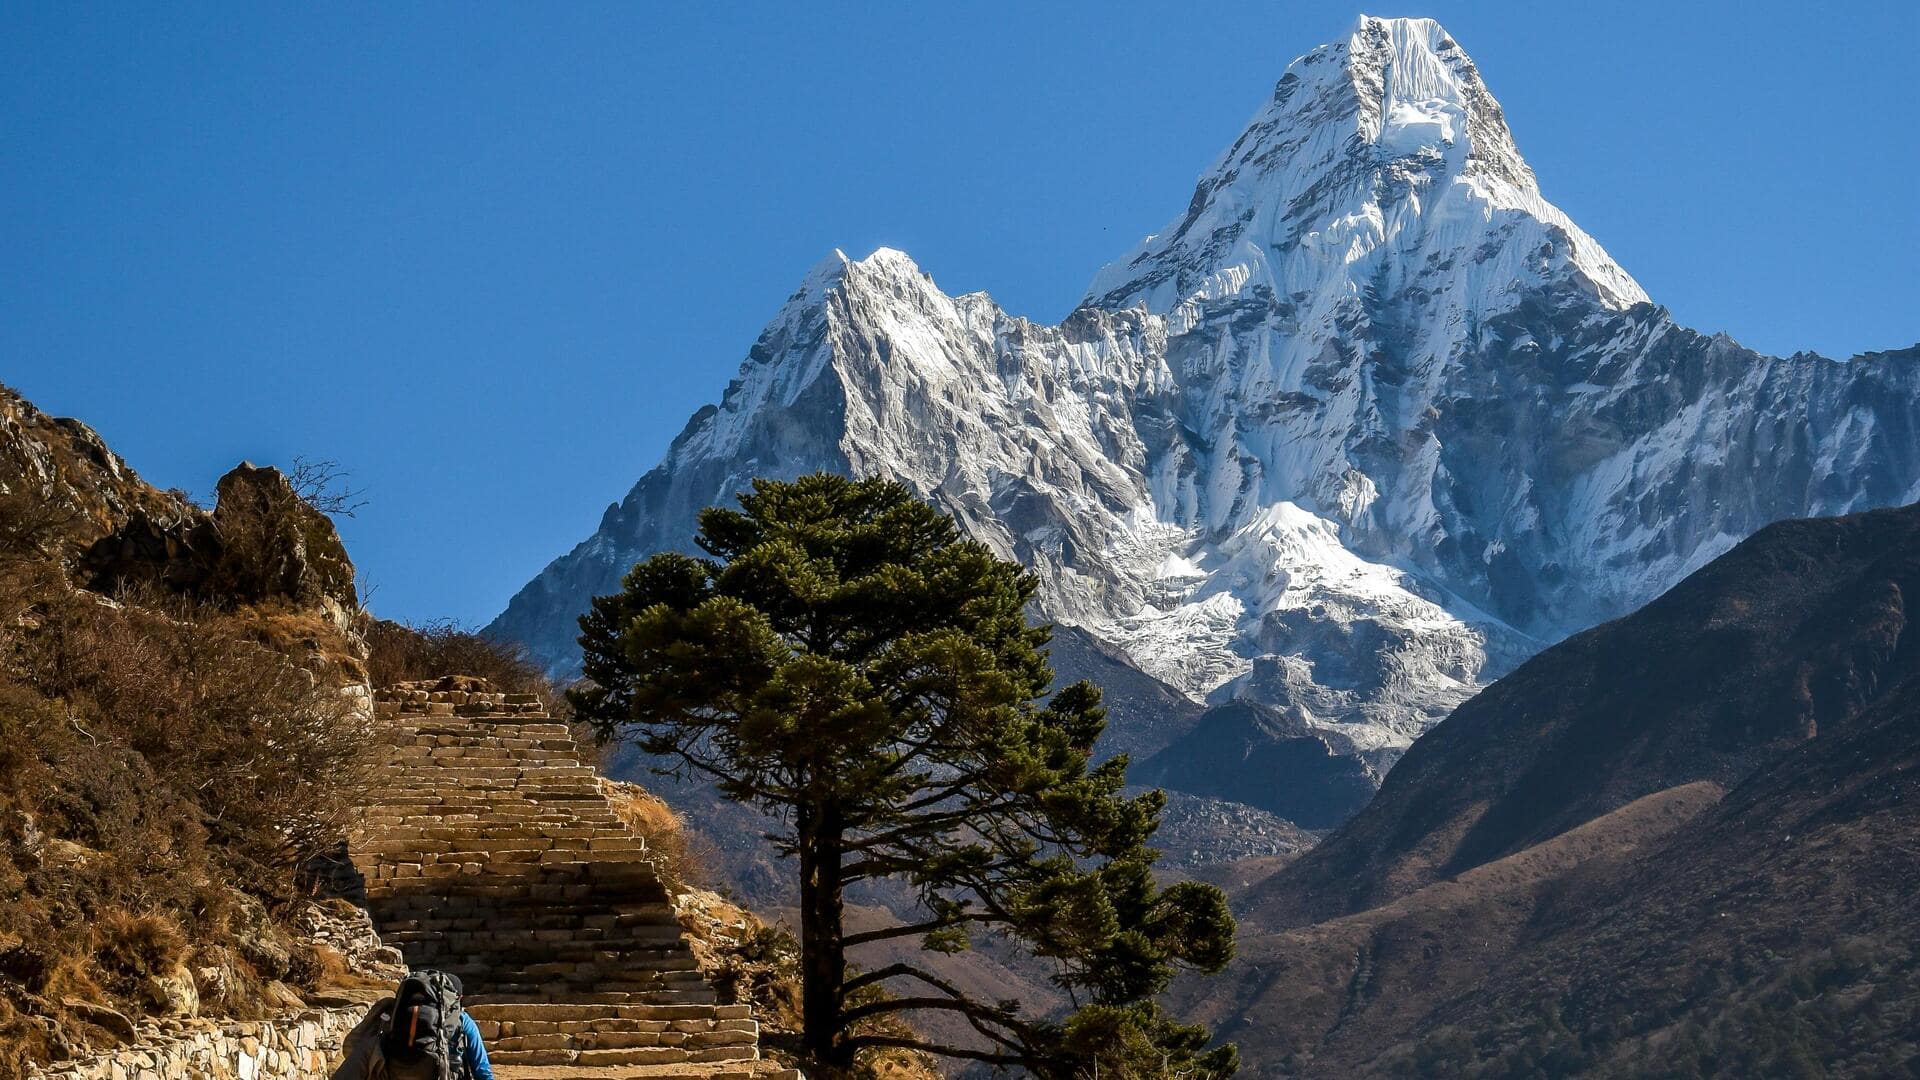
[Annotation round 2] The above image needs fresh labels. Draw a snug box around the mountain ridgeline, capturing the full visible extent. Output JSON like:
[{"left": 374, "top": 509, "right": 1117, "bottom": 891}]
[
  {"left": 1179, "top": 500, "right": 1920, "bottom": 1076},
  {"left": 489, "top": 16, "right": 1919, "bottom": 820}
]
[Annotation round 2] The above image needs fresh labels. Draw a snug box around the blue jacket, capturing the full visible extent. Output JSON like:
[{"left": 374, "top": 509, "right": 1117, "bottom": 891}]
[{"left": 459, "top": 1011, "right": 494, "bottom": 1080}]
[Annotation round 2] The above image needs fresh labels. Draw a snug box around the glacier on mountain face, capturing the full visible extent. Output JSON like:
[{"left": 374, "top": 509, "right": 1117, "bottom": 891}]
[{"left": 489, "top": 15, "right": 1919, "bottom": 782}]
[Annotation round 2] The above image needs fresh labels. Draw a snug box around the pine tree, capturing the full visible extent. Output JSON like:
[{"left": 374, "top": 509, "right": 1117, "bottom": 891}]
[{"left": 571, "top": 474, "right": 1236, "bottom": 1077}]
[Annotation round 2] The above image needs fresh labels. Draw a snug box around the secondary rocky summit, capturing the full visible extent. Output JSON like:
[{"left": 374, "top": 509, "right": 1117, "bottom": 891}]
[{"left": 491, "top": 16, "right": 1919, "bottom": 785}]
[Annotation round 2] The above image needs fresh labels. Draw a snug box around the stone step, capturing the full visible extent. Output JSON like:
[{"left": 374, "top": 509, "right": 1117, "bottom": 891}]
[
  {"left": 388, "top": 721, "right": 569, "bottom": 733},
  {"left": 359, "top": 860, "right": 663, "bottom": 883},
  {"left": 356, "top": 809, "right": 625, "bottom": 823},
  {"left": 389, "top": 958, "right": 700, "bottom": 978},
  {"left": 388, "top": 947, "right": 699, "bottom": 972},
  {"left": 354, "top": 837, "right": 643, "bottom": 857},
  {"left": 367, "top": 774, "right": 601, "bottom": 785},
  {"left": 369, "top": 769, "right": 603, "bottom": 784},
  {"left": 361, "top": 847, "right": 648, "bottom": 865},
  {"left": 370, "top": 921, "right": 678, "bottom": 940},
  {"left": 358, "top": 861, "right": 647, "bottom": 879},
  {"left": 368, "top": 845, "right": 644, "bottom": 861},
  {"left": 371, "top": 758, "right": 597, "bottom": 770},
  {"left": 487, "top": 1037, "right": 756, "bottom": 1060},
  {"left": 357, "top": 814, "right": 626, "bottom": 827},
  {"left": 488, "top": 1033, "right": 755, "bottom": 1052},
  {"left": 382, "top": 945, "right": 698, "bottom": 972},
  {"left": 367, "top": 789, "right": 611, "bottom": 803},
  {"left": 368, "top": 905, "right": 679, "bottom": 929},
  {"left": 359, "top": 799, "right": 609, "bottom": 812},
  {"left": 356, "top": 835, "right": 638, "bottom": 856},
  {"left": 391, "top": 730, "right": 574, "bottom": 743},
  {"left": 492, "top": 1063, "right": 797, "bottom": 1080},
  {"left": 487, "top": 1023, "right": 756, "bottom": 1049},
  {"left": 362, "top": 891, "right": 672, "bottom": 907},
  {"left": 362, "top": 889, "right": 671, "bottom": 910},
  {"left": 381, "top": 767, "right": 590, "bottom": 778},
  {"left": 383, "top": 943, "right": 697, "bottom": 966},
  {"left": 359, "top": 828, "right": 632, "bottom": 843},
  {"left": 468, "top": 990, "right": 718, "bottom": 1008},
  {"left": 419, "top": 950, "right": 704, "bottom": 970},
  {"left": 361, "top": 870, "right": 669, "bottom": 891},
  {"left": 361, "top": 837, "right": 632, "bottom": 851},
  {"left": 355, "top": 819, "right": 625, "bottom": 832},
  {"left": 392, "top": 744, "right": 564, "bottom": 755},
  {"left": 437, "top": 977, "right": 711, "bottom": 999},
  {"left": 489, "top": 1036, "right": 757, "bottom": 1058},
  {"left": 484, "top": 1015, "right": 754, "bottom": 1033},
  {"left": 385, "top": 921, "right": 688, "bottom": 937},
  {"left": 468, "top": 999, "right": 752, "bottom": 1014},
  {"left": 355, "top": 823, "right": 634, "bottom": 839},
  {"left": 354, "top": 833, "right": 636, "bottom": 849},
  {"left": 463, "top": 987, "right": 716, "bottom": 1006}
]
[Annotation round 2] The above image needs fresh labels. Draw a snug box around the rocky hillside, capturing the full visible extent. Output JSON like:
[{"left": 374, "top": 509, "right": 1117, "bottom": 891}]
[
  {"left": 490, "top": 16, "right": 1920, "bottom": 825},
  {"left": 0, "top": 383, "right": 380, "bottom": 1073},
  {"left": 0, "top": 387, "right": 197, "bottom": 558},
  {"left": 1175, "top": 500, "right": 1920, "bottom": 1075}
]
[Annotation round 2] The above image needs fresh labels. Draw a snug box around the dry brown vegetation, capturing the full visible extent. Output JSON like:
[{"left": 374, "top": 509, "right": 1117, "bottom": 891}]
[
  {"left": 601, "top": 779, "right": 707, "bottom": 894},
  {"left": 0, "top": 496, "right": 375, "bottom": 1072},
  {"left": 363, "top": 617, "right": 562, "bottom": 710}
]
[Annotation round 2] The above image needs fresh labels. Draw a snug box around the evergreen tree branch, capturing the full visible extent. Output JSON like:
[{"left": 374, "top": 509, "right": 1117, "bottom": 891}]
[
  {"left": 838, "top": 1035, "right": 1029, "bottom": 1066},
  {"left": 841, "top": 911, "right": 997, "bottom": 948}
]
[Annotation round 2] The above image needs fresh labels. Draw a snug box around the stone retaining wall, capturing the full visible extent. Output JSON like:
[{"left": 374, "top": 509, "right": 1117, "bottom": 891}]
[{"left": 29, "top": 1004, "right": 366, "bottom": 1080}]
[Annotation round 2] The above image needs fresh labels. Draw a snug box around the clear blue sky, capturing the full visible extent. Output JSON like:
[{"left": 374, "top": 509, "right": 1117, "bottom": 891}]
[{"left": 4, "top": 2, "right": 1915, "bottom": 625}]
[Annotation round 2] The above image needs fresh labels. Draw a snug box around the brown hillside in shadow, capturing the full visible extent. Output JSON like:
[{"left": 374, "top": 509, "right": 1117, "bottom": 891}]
[{"left": 1186, "top": 501, "right": 1920, "bottom": 1076}]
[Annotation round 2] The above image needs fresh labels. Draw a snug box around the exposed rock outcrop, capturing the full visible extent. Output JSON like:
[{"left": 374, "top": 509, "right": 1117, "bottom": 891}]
[
  {"left": 0, "top": 384, "right": 197, "bottom": 558},
  {"left": 85, "top": 462, "right": 358, "bottom": 621}
]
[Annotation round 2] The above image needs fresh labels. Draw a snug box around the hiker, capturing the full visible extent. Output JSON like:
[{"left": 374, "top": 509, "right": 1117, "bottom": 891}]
[{"left": 333, "top": 969, "right": 495, "bottom": 1080}]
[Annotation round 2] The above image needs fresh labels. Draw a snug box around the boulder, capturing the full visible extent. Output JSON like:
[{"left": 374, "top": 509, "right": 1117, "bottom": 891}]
[
  {"left": 210, "top": 463, "right": 356, "bottom": 610},
  {"left": 83, "top": 463, "right": 357, "bottom": 614},
  {"left": 141, "top": 965, "right": 198, "bottom": 1018}
]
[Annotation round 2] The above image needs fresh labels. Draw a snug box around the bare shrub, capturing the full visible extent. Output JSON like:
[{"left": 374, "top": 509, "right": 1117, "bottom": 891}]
[
  {"left": 24, "top": 592, "right": 372, "bottom": 866},
  {"left": 91, "top": 912, "right": 186, "bottom": 982},
  {"left": 286, "top": 457, "right": 366, "bottom": 519},
  {"left": 0, "top": 484, "right": 89, "bottom": 561}
]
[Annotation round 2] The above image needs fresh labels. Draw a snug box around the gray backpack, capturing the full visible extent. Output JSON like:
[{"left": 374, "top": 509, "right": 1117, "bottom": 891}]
[{"left": 380, "top": 970, "right": 469, "bottom": 1080}]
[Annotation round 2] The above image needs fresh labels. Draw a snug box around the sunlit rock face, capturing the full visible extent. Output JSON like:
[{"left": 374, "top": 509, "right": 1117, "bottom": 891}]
[{"left": 491, "top": 15, "right": 1920, "bottom": 780}]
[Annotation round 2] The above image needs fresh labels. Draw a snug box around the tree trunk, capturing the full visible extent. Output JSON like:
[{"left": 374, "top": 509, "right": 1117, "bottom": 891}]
[{"left": 798, "top": 802, "right": 849, "bottom": 1071}]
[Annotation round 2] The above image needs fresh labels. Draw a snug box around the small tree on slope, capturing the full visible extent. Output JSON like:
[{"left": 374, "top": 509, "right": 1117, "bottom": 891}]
[{"left": 571, "top": 474, "right": 1237, "bottom": 1077}]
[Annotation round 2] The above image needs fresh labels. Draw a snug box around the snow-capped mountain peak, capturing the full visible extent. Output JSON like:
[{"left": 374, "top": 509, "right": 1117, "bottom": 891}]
[
  {"left": 1086, "top": 14, "right": 1645, "bottom": 321},
  {"left": 491, "top": 16, "right": 1917, "bottom": 789}
]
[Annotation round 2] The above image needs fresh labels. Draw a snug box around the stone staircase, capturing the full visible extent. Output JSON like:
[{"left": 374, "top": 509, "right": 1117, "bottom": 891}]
[{"left": 350, "top": 680, "right": 798, "bottom": 1080}]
